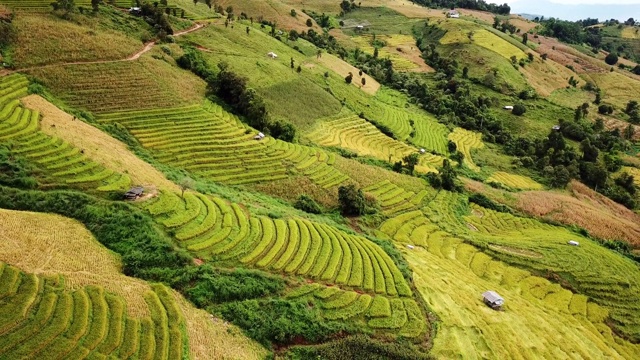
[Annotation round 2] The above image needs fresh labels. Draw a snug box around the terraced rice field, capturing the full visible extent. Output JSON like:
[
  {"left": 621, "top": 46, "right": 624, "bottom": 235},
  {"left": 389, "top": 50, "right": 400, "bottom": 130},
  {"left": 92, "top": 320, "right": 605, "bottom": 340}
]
[
  {"left": 98, "top": 104, "right": 349, "bottom": 188},
  {"left": 448, "top": 128, "right": 484, "bottom": 171},
  {"left": 28, "top": 59, "right": 205, "bottom": 114},
  {"left": 0, "top": 262, "right": 189, "bottom": 359},
  {"left": 486, "top": 171, "right": 543, "bottom": 190},
  {"left": 404, "top": 246, "right": 640, "bottom": 359},
  {"left": 377, "top": 184, "right": 640, "bottom": 342},
  {"left": 363, "top": 180, "right": 430, "bottom": 216},
  {"left": 0, "top": 0, "right": 131, "bottom": 10},
  {"left": 376, "top": 194, "right": 640, "bottom": 356},
  {"left": 286, "top": 284, "right": 426, "bottom": 338},
  {"left": 464, "top": 205, "right": 640, "bottom": 341},
  {"left": 472, "top": 29, "right": 528, "bottom": 61},
  {"left": 0, "top": 208, "right": 268, "bottom": 360},
  {"left": 0, "top": 75, "right": 130, "bottom": 191},
  {"left": 307, "top": 113, "right": 444, "bottom": 173},
  {"left": 143, "top": 190, "right": 413, "bottom": 297}
]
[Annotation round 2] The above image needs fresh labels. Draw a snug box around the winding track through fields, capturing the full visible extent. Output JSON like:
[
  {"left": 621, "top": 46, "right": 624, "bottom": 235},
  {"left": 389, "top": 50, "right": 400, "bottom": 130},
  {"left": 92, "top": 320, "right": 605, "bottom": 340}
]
[{"left": 3, "top": 22, "right": 205, "bottom": 74}]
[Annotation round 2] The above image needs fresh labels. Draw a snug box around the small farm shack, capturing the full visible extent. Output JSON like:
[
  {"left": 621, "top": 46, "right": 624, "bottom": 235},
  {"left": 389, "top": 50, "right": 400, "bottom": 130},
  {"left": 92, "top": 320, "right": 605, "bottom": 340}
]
[
  {"left": 267, "top": 52, "right": 278, "bottom": 59},
  {"left": 448, "top": 10, "right": 460, "bottom": 18},
  {"left": 482, "top": 290, "right": 504, "bottom": 309},
  {"left": 568, "top": 240, "right": 580, "bottom": 246},
  {"left": 503, "top": 106, "right": 514, "bottom": 110},
  {"left": 124, "top": 187, "right": 144, "bottom": 200}
]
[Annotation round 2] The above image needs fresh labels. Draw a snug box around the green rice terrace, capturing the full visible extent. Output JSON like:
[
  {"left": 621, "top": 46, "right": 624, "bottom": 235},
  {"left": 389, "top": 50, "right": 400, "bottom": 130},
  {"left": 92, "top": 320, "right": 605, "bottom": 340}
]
[{"left": 0, "top": 0, "right": 639, "bottom": 359}]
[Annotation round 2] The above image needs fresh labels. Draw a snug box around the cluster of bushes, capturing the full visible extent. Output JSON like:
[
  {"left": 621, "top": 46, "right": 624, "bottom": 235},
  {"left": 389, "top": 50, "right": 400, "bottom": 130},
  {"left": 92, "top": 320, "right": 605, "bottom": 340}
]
[
  {"left": 0, "top": 146, "right": 37, "bottom": 189},
  {"left": 505, "top": 121, "right": 637, "bottom": 208},
  {"left": 287, "top": 335, "right": 432, "bottom": 360},
  {"left": 217, "top": 298, "right": 355, "bottom": 347},
  {"left": 0, "top": 9, "right": 16, "bottom": 52},
  {"left": 424, "top": 159, "right": 460, "bottom": 191},
  {"left": 294, "top": 194, "right": 323, "bottom": 214},
  {"left": 468, "top": 193, "right": 512, "bottom": 214},
  {"left": 177, "top": 49, "right": 297, "bottom": 142}
]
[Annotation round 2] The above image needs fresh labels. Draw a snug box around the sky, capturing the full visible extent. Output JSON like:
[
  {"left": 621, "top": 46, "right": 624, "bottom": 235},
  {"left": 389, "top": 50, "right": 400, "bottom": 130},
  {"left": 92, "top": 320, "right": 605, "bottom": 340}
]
[{"left": 507, "top": 0, "right": 640, "bottom": 21}]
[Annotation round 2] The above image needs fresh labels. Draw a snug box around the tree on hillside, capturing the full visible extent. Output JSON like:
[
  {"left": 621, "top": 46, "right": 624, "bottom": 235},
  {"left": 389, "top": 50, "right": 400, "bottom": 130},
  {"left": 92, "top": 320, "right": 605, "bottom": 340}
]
[
  {"left": 205, "top": 0, "right": 212, "bottom": 9},
  {"left": 605, "top": 52, "right": 618, "bottom": 65},
  {"left": 402, "top": 153, "right": 420, "bottom": 174},
  {"left": 0, "top": 13, "right": 17, "bottom": 49},
  {"left": 338, "top": 184, "right": 366, "bottom": 216},
  {"left": 512, "top": 103, "right": 526, "bottom": 116},
  {"left": 193, "top": 0, "right": 197, "bottom": 5},
  {"left": 361, "top": 77, "right": 366, "bottom": 86},
  {"left": 51, "top": 0, "right": 75, "bottom": 15},
  {"left": 580, "top": 139, "right": 599, "bottom": 162},
  {"left": 625, "top": 100, "right": 639, "bottom": 116},
  {"left": 522, "top": 32, "right": 528, "bottom": 45},
  {"left": 91, "top": 0, "right": 101, "bottom": 12},
  {"left": 345, "top": 72, "right": 353, "bottom": 84},
  {"left": 179, "top": 177, "right": 195, "bottom": 197}
]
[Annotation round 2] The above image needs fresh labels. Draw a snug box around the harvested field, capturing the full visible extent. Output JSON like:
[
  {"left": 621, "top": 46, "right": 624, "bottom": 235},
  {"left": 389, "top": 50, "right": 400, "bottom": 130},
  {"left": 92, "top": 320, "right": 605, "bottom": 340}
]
[
  {"left": 171, "top": 291, "right": 268, "bottom": 360},
  {"left": 316, "top": 53, "right": 380, "bottom": 95},
  {"left": 534, "top": 35, "right": 607, "bottom": 73},
  {"left": 520, "top": 57, "right": 579, "bottom": 97},
  {"left": 20, "top": 95, "right": 179, "bottom": 191},
  {"left": 0, "top": 208, "right": 153, "bottom": 317},
  {"left": 600, "top": 115, "right": 640, "bottom": 141},
  {"left": 584, "top": 71, "right": 640, "bottom": 108}
]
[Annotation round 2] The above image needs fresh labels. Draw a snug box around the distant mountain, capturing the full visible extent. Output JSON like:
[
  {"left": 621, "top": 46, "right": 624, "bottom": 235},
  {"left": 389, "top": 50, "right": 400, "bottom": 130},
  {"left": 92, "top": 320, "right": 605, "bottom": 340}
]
[
  {"left": 510, "top": 1, "right": 640, "bottom": 22},
  {"left": 518, "top": 13, "right": 544, "bottom": 21}
]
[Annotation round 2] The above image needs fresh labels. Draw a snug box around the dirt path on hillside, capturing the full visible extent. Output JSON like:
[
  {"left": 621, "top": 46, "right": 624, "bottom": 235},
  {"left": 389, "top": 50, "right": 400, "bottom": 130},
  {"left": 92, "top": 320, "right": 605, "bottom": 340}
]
[{"left": 2, "top": 23, "right": 205, "bottom": 74}]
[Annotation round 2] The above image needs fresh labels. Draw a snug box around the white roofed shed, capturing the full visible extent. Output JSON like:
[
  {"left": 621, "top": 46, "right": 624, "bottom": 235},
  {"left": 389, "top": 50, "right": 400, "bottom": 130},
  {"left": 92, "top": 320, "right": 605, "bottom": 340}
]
[{"left": 482, "top": 290, "right": 504, "bottom": 309}]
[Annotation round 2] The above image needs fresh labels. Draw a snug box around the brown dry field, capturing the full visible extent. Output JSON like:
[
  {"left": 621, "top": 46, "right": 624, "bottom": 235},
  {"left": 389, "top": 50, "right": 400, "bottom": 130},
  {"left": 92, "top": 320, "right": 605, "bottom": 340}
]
[
  {"left": 458, "top": 9, "right": 496, "bottom": 24},
  {"left": 0, "top": 208, "right": 268, "bottom": 359},
  {"left": 520, "top": 56, "right": 577, "bottom": 96},
  {"left": 387, "top": 41, "right": 435, "bottom": 73},
  {"left": 214, "top": 0, "right": 321, "bottom": 32},
  {"left": 0, "top": 208, "right": 154, "bottom": 317},
  {"left": 508, "top": 16, "right": 538, "bottom": 33},
  {"left": 533, "top": 35, "right": 607, "bottom": 73},
  {"left": 171, "top": 290, "right": 268, "bottom": 360},
  {"left": 315, "top": 52, "right": 381, "bottom": 95},
  {"left": 599, "top": 115, "right": 640, "bottom": 141},
  {"left": 465, "top": 180, "right": 640, "bottom": 247},
  {"left": 21, "top": 95, "right": 180, "bottom": 191}
]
